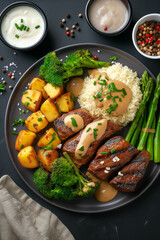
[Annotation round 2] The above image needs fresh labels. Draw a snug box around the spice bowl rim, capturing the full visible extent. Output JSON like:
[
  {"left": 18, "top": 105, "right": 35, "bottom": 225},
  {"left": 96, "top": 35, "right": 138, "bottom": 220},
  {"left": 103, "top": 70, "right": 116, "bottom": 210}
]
[
  {"left": 85, "top": 0, "right": 132, "bottom": 37},
  {"left": 132, "top": 13, "right": 160, "bottom": 59},
  {"left": 0, "top": 1, "right": 48, "bottom": 51}
]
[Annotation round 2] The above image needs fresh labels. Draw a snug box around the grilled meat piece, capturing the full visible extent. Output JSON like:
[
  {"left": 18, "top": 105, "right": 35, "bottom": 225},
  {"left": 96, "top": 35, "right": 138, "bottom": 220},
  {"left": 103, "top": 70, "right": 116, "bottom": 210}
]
[
  {"left": 62, "top": 120, "right": 122, "bottom": 168},
  {"left": 109, "top": 150, "right": 150, "bottom": 192},
  {"left": 88, "top": 136, "right": 139, "bottom": 180},
  {"left": 54, "top": 109, "right": 94, "bottom": 141}
]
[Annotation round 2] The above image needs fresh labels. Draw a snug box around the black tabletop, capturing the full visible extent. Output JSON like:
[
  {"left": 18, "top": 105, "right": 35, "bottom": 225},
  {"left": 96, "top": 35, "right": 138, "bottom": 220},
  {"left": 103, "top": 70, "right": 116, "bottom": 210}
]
[{"left": 1, "top": 0, "right": 160, "bottom": 239}]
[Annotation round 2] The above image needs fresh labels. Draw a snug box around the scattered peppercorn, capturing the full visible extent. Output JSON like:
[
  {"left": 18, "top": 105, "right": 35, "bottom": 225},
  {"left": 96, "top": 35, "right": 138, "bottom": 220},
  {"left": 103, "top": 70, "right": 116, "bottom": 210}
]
[
  {"left": 136, "top": 21, "right": 160, "bottom": 56},
  {"left": 60, "top": 23, "right": 64, "bottom": 28},
  {"left": 9, "top": 85, "right": 12, "bottom": 89},
  {"left": 75, "top": 22, "right": 79, "bottom": 26},
  {"left": 104, "top": 26, "right": 107, "bottom": 31},
  {"left": 0, "top": 56, "right": 3, "bottom": 60},
  {"left": 93, "top": 56, "right": 98, "bottom": 60},
  {"left": 2, "top": 80, "right": 6, "bottom": 84},
  {"left": 66, "top": 27, "right": 69, "bottom": 31},
  {"left": 78, "top": 13, "right": 83, "bottom": 18},
  {"left": 71, "top": 30, "right": 74, "bottom": 33},
  {"left": 66, "top": 14, "right": 71, "bottom": 18},
  {"left": 66, "top": 31, "right": 70, "bottom": 36},
  {"left": 8, "top": 73, "right": 12, "bottom": 77},
  {"left": 71, "top": 33, "right": 74, "bottom": 38},
  {"left": 62, "top": 18, "right": 66, "bottom": 23},
  {"left": 11, "top": 76, "right": 15, "bottom": 79},
  {"left": 77, "top": 27, "right": 80, "bottom": 31},
  {"left": 2, "top": 69, "right": 6, "bottom": 73},
  {"left": 72, "top": 25, "right": 76, "bottom": 29}
]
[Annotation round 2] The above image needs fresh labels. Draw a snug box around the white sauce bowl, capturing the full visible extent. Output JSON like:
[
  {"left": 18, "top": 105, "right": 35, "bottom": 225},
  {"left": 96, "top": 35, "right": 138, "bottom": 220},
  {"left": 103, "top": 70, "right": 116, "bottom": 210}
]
[
  {"left": 0, "top": 1, "right": 47, "bottom": 51},
  {"left": 132, "top": 13, "right": 160, "bottom": 59}
]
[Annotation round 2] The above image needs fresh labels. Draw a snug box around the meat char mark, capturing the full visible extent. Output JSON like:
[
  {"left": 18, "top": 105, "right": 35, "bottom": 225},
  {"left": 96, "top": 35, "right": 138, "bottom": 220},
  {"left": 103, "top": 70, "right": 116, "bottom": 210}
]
[
  {"left": 62, "top": 120, "right": 122, "bottom": 168},
  {"left": 54, "top": 109, "right": 95, "bottom": 141},
  {"left": 88, "top": 136, "right": 139, "bottom": 180},
  {"left": 109, "top": 150, "right": 150, "bottom": 192}
]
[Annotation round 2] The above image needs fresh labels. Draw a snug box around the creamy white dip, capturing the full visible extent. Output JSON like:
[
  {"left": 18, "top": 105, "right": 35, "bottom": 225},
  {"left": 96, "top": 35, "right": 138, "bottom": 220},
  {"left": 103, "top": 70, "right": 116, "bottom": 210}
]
[
  {"left": 1, "top": 6, "right": 45, "bottom": 48},
  {"left": 88, "top": 0, "right": 129, "bottom": 33}
]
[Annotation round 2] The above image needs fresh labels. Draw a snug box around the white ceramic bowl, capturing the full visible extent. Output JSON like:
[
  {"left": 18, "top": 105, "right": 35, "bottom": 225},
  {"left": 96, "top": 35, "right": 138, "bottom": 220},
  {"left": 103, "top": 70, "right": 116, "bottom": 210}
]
[{"left": 132, "top": 13, "right": 160, "bottom": 59}]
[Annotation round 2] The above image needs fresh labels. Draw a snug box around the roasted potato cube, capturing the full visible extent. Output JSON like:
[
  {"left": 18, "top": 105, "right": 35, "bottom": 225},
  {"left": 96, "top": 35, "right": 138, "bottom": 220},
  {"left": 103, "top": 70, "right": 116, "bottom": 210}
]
[
  {"left": 40, "top": 98, "right": 60, "bottom": 122},
  {"left": 29, "top": 78, "right": 48, "bottom": 99},
  {"left": 37, "top": 149, "right": 59, "bottom": 171},
  {"left": 56, "top": 92, "right": 74, "bottom": 112},
  {"left": 18, "top": 146, "right": 39, "bottom": 168},
  {"left": 25, "top": 110, "right": 48, "bottom": 133},
  {"left": 21, "top": 89, "right": 42, "bottom": 112},
  {"left": 44, "top": 83, "right": 63, "bottom": 99},
  {"left": 37, "top": 127, "right": 61, "bottom": 149},
  {"left": 15, "top": 130, "right": 36, "bottom": 151}
]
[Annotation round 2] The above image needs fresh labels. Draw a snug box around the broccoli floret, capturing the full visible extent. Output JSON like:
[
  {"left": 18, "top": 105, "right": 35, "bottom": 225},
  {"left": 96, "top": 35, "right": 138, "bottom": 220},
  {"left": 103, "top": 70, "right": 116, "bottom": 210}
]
[
  {"left": 33, "top": 153, "right": 100, "bottom": 201},
  {"left": 33, "top": 167, "right": 54, "bottom": 198},
  {"left": 51, "top": 157, "right": 78, "bottom": 187},
  {"left": 64, "top": 50, "right": 110, "bottom": 69},
  {"left": 39, "top": 50, "right": 110, "bottom": 87}
]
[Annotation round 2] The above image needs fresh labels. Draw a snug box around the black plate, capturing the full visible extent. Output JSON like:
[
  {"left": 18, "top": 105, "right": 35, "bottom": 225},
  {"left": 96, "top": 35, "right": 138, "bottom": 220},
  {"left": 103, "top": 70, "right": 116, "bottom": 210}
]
[{"left": 5, "top": 43, "right": 160, "bottom": 213}]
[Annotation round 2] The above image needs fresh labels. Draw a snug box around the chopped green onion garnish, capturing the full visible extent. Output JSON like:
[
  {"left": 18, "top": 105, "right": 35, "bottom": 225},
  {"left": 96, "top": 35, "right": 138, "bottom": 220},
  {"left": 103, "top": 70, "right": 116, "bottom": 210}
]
[
  {"left": 27, "top": 96, "right": 32, "bottom": 101},
  {"left": 43, "top": 145, "right": 53, "bottom": 150},
  {"left": 98, "top": 74, "right": 101, "bottom": 80},
  {"left": 93, "top": 81, "right": 96, "bottom": 86},
  {"left": 35, "top": 25, "right": 40, "bottom": 29},
  {"left": 27, "top": 110, "right": 29, "bottom": 113},
  {"left": 71, "top": 117, "right": 78, "bottom": 127},
  {"left": 106, "top": 95, "right": 111, "bottom": 100},
  {"left": 15, "top": 23, "right": 19, "bottom": 29},
  {"left": 22, "top": 110, "right": 25, "bottom": 113},
  {"left": 93, "top": 95, "right": 96, "bottom": 99},
  {"left": 11, "top": 131, "right": 18, "bottom": 135},
  {"left": 99, "top": 98, "right": 103, "bottom": 102},
  {"left": 15, "top": 34, "right": 19, "bottom": 38},
  {"left": 111, "top": 148, "right": 115, "bottom": 153},
  {"left": 19, "top": 24, "right": 24, "bottom": 30},
  {"left": 71, "top": 93, "right": 75, "bottom": 102},
  {"left": 26, "top": 27, "right": 30, "bottom": 32},
  {"left": 20, "top": 144, "right": 24, "bottom": 149},
  {"left": 46, "top": 152, "right": 49, "bottom": 156},
  {"left": 119, "top": 98, "right": 122, "bottom": 102},
  {"left": 86, "top": 127, "right": 91, "bottom": 132},
  {"left": 109, "top": 56, "right": 119, "bottom": 61},
  {"left": 23, "top": 91, "right": 28, "bottom": 94},
  {"left": 79, "top": 146, "right": 84, "bottom": 151},
  {"left": 19, "top": 112, "right": 22, "bottom": 115},
  {"left": 121, "top": 94, "right": 124, "bottom": 98},
  {"left": 24, "top": 26, "right": 27, "bottom": 30},
  {"left": 101, "top": 152, "right": 108, "bottom": 154},
  {"left": 21, "top": 19, "right": 23, "bottom": 23},
  {"left": 24, "top": 102, "right": 29, "bottom": 106},
  {"left": 105, "top": 77, "right": 109, "bottom": 81},
  {"left": 97, "top": 123, "right": 102, "bottom": 125},
  {"left": 37, "top": 118, "right": 42, "bottom": 122},
  {"left": 93, "top": 128, "right": 98, "bottom": 140}
]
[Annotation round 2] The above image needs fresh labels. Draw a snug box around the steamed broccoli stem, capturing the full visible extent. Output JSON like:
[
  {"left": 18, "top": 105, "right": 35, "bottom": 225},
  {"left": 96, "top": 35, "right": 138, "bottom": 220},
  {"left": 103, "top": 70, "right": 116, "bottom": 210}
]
[{"left": 62, "top": 67, "right": 83, "bottom": 80}]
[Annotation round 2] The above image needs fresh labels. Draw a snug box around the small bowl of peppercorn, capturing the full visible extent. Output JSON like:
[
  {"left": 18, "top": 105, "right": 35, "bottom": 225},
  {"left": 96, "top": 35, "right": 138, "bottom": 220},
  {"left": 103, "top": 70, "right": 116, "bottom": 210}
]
[{"left": 132, "top": 13, "right": 160, "bottom": 59}]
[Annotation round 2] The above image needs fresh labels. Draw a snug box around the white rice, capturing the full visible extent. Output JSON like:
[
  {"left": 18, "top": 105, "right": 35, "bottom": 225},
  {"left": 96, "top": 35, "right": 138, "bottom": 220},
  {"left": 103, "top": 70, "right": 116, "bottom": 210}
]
[{"left": 78, "top": 63, "right": 142, "bottom": 126}]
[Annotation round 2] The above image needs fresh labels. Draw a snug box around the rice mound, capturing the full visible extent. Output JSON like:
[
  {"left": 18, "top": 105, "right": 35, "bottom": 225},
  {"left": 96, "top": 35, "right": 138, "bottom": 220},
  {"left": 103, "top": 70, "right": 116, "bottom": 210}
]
[{"left": 78, "top": 63, "right": 142, "bottom": 126}]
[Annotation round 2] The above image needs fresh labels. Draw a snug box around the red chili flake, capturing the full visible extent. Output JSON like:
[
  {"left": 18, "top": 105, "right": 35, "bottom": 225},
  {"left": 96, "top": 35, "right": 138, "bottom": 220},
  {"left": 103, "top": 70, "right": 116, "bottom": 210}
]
[
  {"left": 139, "top": 35, "right": 142, "bottom": 39},
  {"left": 104, "top": 26, "right": 107, "bottom": 31},
  {"left": 8, "top": 73, "right": 12, "bottom": 77},
  {"left": 146, "top": 33, "right": 151, "bottom": 38},
  {"left": 140, "top": 41, "right": 145, "bottom": 45},
  {"left": 66, "top": 31, "right": 70, "bottom": 36},
  {"left": 93, "top": 56, "right": 98, "bottom": 60},
  {"left": 140, "top": 27, "right": 144, "bottom": 31},
  {"left": 156, "top": 40, "right": 160, "bottom": 44},
  {"left": 145, "top": 38, "right": 149, "bottom": 43}
]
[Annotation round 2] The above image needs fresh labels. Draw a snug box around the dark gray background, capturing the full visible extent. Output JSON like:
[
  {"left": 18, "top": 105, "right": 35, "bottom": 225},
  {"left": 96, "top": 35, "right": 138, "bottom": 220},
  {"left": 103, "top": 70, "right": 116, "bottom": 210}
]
[{"left": 0, "top": 0, "right": 160, "bottom": 239}]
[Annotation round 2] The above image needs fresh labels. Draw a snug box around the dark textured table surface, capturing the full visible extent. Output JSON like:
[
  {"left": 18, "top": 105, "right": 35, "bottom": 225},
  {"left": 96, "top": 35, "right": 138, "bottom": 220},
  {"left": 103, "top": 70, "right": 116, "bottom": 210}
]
[{"left": 1, "top": 0, "right": 160, "bottom": 239}]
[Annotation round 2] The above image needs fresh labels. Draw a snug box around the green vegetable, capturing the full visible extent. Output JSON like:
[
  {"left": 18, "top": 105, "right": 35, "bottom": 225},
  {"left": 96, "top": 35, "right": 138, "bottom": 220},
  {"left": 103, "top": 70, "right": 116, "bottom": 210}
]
[
  {"left": 111, "top": 148, "right": 115, "bottom": 153},
  {"left": 79, "top": 146, "right": 84, "bottom": 151},
  {"left": 137, "top": 74, "right": 160, "bottom": 151},
  {"left": 101, "top": 152, "right": 108, "bottom": 154},
  {"left": 93, "top": 128, "right": 98, "bottom": 140},
  {"left": 39, "top": 50, "right": 110, "bottom": 87},
  {"left": 33, "top": 152, "right": 99, "bottom": 200},
  {"left": 20, "top": 144, "right": 24, "bottom": 150},
  {"left": 24, "top": 102, "right": 30, "bottom": 106},
  {"left": 130, "top": 114, "right": 144, "bottom": 147},
  {"left": 11, "top": 131, "right": 18, "bottom": 135},
  {"left": 42, "top": 145, "right": 53, "bottom": 150},
  {"left": 15, "top": 34, "right": 19, "bottom": 38},
  {"left": 37, "top": 118, "right": 42, "bottom": 122},
  {"left": 35, "top": 25, "right": 40, "bottom": 29},
  {"left": 12, "top": 118, "right": 25, "bottom": 127},
  {"left": 0, "top": 82, "right": 5, "bottom": 91},
  {"left": 109, "top": 56, "right": 119, "bottom": 61},
  {"left": 125, "top": 74, "right": 153, "bottom": 143},
  {"left": 147, "top": 117, "right": 156, "bottom": 160},
  {"left": 42, "top": 133, "right": 56, "bottom": 149},
  {"left": 86, "top": 127, "right": 91, "bottom": 132},
  {"left": 71, "top": 117, "right": 78, "bottom": 127},
  {"left": 154, "top": 113, "right": 160, "bottom": 163},
  {"left": 71, "top": 93, "right": 75, "bottom": 102}
]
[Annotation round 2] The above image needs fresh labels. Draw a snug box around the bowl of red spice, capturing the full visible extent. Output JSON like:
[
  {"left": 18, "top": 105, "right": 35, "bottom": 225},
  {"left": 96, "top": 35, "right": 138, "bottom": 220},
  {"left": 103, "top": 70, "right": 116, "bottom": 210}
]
[{"left": 132, "top": 13, "right": 160, "bottom": 59}]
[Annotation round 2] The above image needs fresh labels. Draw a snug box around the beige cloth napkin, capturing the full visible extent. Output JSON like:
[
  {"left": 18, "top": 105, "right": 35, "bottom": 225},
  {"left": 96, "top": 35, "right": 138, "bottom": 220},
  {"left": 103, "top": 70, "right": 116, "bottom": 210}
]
[{"left": 0, "top": 175, "right": 75, "bottom": 240}]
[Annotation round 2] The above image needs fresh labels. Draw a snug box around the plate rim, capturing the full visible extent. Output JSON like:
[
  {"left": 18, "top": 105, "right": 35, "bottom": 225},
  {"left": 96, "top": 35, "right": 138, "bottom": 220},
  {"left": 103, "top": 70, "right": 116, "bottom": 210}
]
[{"left": 4, "top": 43, "right": 160, "bottom": 213}]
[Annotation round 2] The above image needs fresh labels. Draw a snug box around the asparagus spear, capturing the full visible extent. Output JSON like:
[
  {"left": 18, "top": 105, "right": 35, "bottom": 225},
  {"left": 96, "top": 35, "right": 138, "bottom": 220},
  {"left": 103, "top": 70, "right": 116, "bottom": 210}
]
[
  {"left": 125, "top": 77, "right": 153, "bottom": 142},
  {"left": 141, "top": 70, "right": 148, "bottom": 93},
  {"left": 154, "top": 113, "right": 160, "bottom": 163},
  {"left": 137, "top": 73, "right": 160, "bottom": 151},
  {"left": 130, "top": 114, "right": 143, "bottom": 146},
  {"left": 147, "top": 117, "right": 156, "bottom": 160}
]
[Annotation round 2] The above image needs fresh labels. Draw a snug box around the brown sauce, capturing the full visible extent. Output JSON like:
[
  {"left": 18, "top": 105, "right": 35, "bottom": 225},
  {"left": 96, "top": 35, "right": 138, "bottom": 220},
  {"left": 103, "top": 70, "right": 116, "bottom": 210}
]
[
  {"left": 66, "top": 77, "right": 84, "bottom": 97},
  {"left": 89, "top": 69, "right": 133, "bottom": 116},
  {"left": 75, "top": 119, "right": 107, "bottom": 160},
  {"left": 87, "top": 172, "right": 118, "bottom": 202},
  {"left": 64, "top": 114, "right": 84, "bottom": 132}
]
